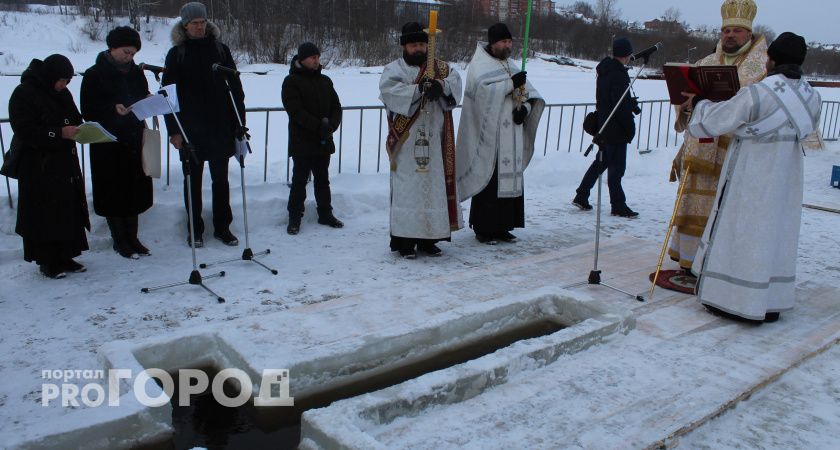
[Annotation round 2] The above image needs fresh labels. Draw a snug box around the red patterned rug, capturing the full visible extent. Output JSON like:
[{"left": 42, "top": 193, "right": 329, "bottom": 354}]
[{"left": 649, "top": 270, "right": 697, "bottom": 295}]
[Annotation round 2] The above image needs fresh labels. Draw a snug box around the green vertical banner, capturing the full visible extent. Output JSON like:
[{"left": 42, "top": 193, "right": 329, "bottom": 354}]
[{"left": 521, "top": 0, "right": 533, "bottom": 72}]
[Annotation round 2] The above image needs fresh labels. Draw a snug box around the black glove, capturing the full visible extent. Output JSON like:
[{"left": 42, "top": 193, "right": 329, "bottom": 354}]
[
  {"left": 512, "top": 105, "right": 528, "bottom": 125},
  {"left": 419, "top": 78, "right": 443, "bottom": 100},
  {"left": 511, "top": 71, "right": 527, "bottom": 89},
  {"left": 319, "top": 118, "right": 332, "bottom": 141}
]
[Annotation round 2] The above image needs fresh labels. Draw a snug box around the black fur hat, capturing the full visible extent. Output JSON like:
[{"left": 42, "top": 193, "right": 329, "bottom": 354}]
[
  {"left": 106, "top": 26, "right": 142, "bottom": 51},
  {"left": 400, "top": 22, "right": 428, "bottom": 46},
  {"left": 488, "top": 22, "right": 512, "bottom": 45}
]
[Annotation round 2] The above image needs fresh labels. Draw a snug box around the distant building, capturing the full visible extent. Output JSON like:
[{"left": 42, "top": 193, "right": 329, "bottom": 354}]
[
  {"left": 644, "top": 18, "right": 683, "bottom": 32},
  {"left": 395, "top": 0, "right": 451, "bottom": 17},
  {"left": 478, "top": 0, "right": 555, "bottom": 21}
]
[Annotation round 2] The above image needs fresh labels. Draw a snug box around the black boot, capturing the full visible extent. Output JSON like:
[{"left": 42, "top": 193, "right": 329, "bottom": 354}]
[
  {"left": 287, "top": 215, "right": 302, "bottom": 235},
  {"left": 107, "top": 217, "right": 139, "bottom": 259},
  {"left": 124, "top": 215, "right": 150, "bottom": 256}
]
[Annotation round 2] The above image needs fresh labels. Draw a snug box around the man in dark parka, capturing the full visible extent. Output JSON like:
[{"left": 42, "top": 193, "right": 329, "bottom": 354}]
[
  {"left": 573, "top": 37, "right": 639, "bottom": 218},
  {"left": 162, "top": 1, "right": 245, "bottom": 246},
  {"left": 81, "top": 26, "right": 153, "bottom": 259},
  {"left": 282, "top": 42, "right": 343, "bottom": 235},
  {"left": 10, "top": 54, "right": 90, "bottom": 279}
]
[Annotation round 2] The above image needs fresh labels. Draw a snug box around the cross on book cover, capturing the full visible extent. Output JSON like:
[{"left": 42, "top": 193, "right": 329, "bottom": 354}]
[{"left": 663, "top": 63, "right": 740, "bottom": 105}]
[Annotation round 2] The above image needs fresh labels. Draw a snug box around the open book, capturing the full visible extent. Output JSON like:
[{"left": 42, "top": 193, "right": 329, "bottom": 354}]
[
  {"left": 663, "top": 63, "right": 740, "bottom": 105},
  {"left": 74, "top": 122, "right": 118, "bottom": 144}
]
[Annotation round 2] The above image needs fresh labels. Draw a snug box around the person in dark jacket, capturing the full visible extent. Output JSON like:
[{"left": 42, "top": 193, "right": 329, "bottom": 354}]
[
  {"left": 81, "top": 26, "right": 153, "bottom": 259},
  {"left": 162, "top": 1, "right": 245, "bottom": 247},
  {"left": 573, "top": 37, "right": 639, "bottom": 218},
  {"left": 281, "top": 42, "right": 343, "bottom": 235},
  {"left": 10, "top": 54, "right": 90, "bottom": 279}
]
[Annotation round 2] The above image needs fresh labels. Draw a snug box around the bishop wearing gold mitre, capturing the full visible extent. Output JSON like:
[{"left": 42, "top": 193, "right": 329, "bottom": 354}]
[{"left": 668, "top": 0, "right": 769, "bottom": 276}]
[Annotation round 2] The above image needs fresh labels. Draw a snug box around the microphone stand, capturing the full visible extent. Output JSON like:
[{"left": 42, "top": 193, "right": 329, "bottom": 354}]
[
  {"left": 563, "top": 56, "right": 652, "bottom": 303},
  {"left": 141, "top": 89, "right": 227, "bottom": 303},
  {"left": 199, "top": 73, "right": 277, "bottom": 275}
]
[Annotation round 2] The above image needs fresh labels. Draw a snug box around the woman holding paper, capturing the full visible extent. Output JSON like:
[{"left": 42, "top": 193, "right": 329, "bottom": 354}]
[
  {"left": 81, "top": 26, "right": 153, "bottom": 259},
  {"left": 9, "top": 54, "right": 90, "bottom": 279}
]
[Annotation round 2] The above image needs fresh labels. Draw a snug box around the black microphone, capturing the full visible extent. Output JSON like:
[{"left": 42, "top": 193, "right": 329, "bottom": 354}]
[
  {"left": 139, "top": 63, "right": 165, "bottom": 74},
  {"left": 212, "top": 63, "right": 240, "bottom": 76},
  {"left": 629, "top": 42, "right": 664, "bottom": 62}
]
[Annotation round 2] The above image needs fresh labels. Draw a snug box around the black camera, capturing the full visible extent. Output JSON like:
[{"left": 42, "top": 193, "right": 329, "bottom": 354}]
[{"left": 630, "top": 96, "right": 642, "bottom": 115}]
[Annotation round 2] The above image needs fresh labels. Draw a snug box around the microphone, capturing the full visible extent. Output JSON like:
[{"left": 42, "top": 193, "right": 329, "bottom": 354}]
[
  {"left": 629, "top": 42, "right": 664, "bottom": 62},
  {"left": 212, "top": 63, "right": 240, "bottom": 76},
  {"left": 139, "top": 63, "right": 165, "bottom": 74}
]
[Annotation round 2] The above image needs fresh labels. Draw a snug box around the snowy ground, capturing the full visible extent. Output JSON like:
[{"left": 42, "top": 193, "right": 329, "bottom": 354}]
[{"left": 1, "top": 7, "right": 840, "bottom": 449}]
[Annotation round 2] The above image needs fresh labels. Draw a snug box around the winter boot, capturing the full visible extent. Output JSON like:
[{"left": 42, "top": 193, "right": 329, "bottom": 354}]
[
  {"left": 107, "top": 217, "right": 139, "bottom": 259},
  {"left": 124, "top": 216, "right": 150, "bottom": 256},
  {"left": 611, "top": 204, "right": 639, "bottom": 218},
  {"left": 318, "top": 214, "right": 344, "bottom": 228},
  {"left": 287, "top": 215, "right": 302, "bottom": 235}
]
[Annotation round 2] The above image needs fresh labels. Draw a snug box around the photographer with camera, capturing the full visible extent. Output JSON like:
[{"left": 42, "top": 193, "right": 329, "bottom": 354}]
[{"left": 573, "top": 37, "right": 639, "bottom": 218}]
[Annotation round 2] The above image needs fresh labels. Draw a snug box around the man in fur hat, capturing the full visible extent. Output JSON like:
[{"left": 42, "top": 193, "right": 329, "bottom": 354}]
[
  {"left": 379, "top": 22, "right": 463, "bottom": 259},
  {"left": 456, "top": 23, "right": 544, "bottom": 245},
  {"left": 162, "top": 1, "right": 245, "bottom": 247}
]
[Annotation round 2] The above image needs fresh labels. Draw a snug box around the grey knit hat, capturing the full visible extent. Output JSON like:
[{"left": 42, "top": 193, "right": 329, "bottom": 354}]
[{"left": 180, "top": 2, "right": 207, "bottom": 25}]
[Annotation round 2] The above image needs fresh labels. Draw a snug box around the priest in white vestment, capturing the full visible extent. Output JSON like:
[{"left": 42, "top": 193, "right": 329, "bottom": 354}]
[
  {"left": 684, "top": 32, "right": 821, "bottom": 322},
  {"left": 379, "top": 22, "right": 463, "bottom": 259},
  {"left": 456, "top": 23, "right": 545, "bottom": 245}
]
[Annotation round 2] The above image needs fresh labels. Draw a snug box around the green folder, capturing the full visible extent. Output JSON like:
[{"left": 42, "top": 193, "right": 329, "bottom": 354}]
[{"left": 74, "top": 122, "right": 118, "bottom": 144}]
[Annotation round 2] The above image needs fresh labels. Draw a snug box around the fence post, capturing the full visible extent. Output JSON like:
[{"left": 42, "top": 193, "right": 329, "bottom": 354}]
[
  {"left": 543, "top": 106, "right": 551, "bottom": 156},
  {"left": 338, "top": 122, "right": 343, "bottom": 174},
  {"left": 0, "top": 127, "right": 12, "bottom": 208},
  {"left": 358, "top": 109, "right": 364, "bottom": 173},
  {"left": 656, "top": 101, "right": 663, "bottom": 148},
  {"left": 377, "top": 109, "right": 383, "bottom": 173},
  {"left": 578, "top": 105, "right": 587, "bottom": 152},
  {"left": 567, "top": 105, "right": 576, "bottom": 152},
  {"left": 263, "top": 110, "right": 270, "bottom": 184},
  {"left": 555, "top": 106, "right": 564, "bottom": 152}
]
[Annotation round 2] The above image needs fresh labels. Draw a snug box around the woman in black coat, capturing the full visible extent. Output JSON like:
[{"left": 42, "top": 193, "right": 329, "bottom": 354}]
[
  {"left": 81, "top": 26, "right": 153, "bottom": 258},
  {"left": 10, "top": 54, "right": 90, "bottom": 279}
]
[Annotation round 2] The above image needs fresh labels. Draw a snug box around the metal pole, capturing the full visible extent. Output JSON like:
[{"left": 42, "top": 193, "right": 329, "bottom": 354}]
[
  {"left": 555, "top": 106, "right": 564, "bottom": 152},
  {"left": 833, "top": 103, "right": 840, "bottom": 139},
  {"left": 338, "top": 122, "right": 343, "bottom": 174},
  {"left": 264, "top": 110, "right": 270, "bottom": 183},
  {"left": 636, "top": 104, "right": 643, "bottom": 150},
  {"left": 579, "top": 105, "right": 588, "bottom": 152},
  {"left": 543, "top": 105, "right": 551, "bottom": 155},
  {"left": 80, "top": 144, "right": 85, "bottom": 184},
  {"left": 358, "top": 109, "right": 364, "bottom": 173},
  {"left": 656, "top": 101, "right": 663, "bottom": 148},
  {"left": 0, "top": 127, "right": 12, "bottom": 209},
  {"left": 166, "top": 139, "right": 171, "bottom": 186},
  {"left": 567, "top": 105, "right": 576, "bottom": 152},
  {"left": 377, "top": 109, "right": 383, "bottom": 173},
  {"left": 646, "top": 102, "right": 654, "bottom": 151}
]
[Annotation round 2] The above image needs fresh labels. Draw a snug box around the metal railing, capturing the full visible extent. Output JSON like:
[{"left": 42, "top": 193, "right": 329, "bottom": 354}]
[{"left": 4, "top": 99, "right": 840, "bottom": 209}]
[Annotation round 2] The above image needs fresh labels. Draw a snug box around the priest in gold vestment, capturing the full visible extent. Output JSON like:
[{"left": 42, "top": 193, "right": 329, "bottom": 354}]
[{"left": 668, "top": 0, "right": 768, "bottom": 273}]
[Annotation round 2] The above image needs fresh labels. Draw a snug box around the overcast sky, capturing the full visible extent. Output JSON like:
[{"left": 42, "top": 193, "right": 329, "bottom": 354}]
[{"left": 618, "top": 0, "right": 837, "bottom": 44}]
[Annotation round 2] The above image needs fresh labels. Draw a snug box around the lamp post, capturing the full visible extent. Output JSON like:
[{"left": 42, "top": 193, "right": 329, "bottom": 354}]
[{"left": 687, "top": 46, "right": 697, "bottom": 63}]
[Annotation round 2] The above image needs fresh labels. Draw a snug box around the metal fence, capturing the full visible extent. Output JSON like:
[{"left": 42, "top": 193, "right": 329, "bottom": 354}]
[{"left": 4, "top": 99, "right": 840, "bottom": 209}]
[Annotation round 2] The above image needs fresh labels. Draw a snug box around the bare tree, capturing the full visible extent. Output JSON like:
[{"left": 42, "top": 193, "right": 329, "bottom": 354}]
[
  {"left": 570, "top": 1, "right": 595, "bottom": 19},
  {"left": 662, "top": 7, "right": 680, "bottom": 23},
  {"left": 594, "top": 0, "right": 619, "bottom": 27},
  {"left": 753, "top": 24, "right": 776, "bottom": 42}
]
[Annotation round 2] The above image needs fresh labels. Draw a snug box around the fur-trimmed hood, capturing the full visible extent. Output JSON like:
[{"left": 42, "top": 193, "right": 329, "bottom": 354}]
[{"left": 170, "top": 20, "right": 222, "bottom": 46}]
